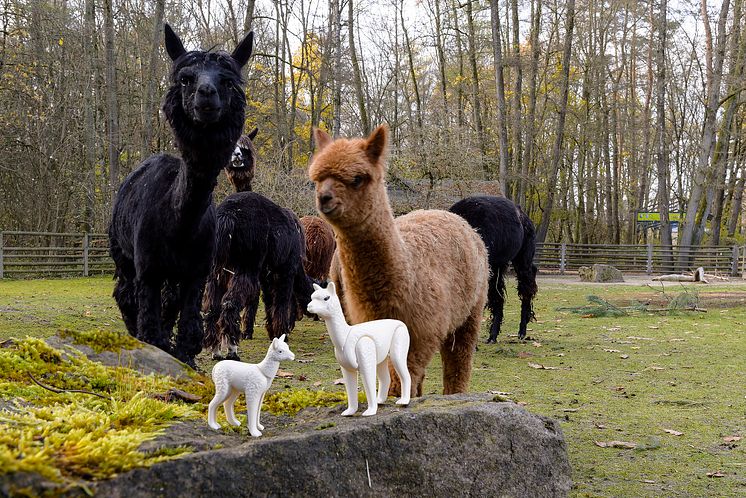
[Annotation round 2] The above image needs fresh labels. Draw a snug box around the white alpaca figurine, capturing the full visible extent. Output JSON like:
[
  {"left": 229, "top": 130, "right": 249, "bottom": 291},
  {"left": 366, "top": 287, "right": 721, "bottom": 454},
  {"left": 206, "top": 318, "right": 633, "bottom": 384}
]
[
  {"left": 307, "top": 282, "right": 411, "bottom": 416},
  {"left": 208, "top": 334, "right": 295, "bottom": 436}
]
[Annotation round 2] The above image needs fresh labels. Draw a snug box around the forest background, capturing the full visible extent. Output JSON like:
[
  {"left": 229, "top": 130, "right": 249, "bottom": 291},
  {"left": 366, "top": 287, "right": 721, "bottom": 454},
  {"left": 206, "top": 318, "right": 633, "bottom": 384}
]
[{"left": 0, "top": 0, "right": 743, "bottom": 251}]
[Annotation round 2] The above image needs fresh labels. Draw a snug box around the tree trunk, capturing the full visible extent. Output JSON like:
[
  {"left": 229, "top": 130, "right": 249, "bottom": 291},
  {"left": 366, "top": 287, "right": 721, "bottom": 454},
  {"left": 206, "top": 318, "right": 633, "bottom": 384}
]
[
  {"left": 520, "top": 0, "right": 542, "bottom": 207},
  {"left": 465, "top": 0, "right": 487, "bottom": 159},
  {"left": 489, "top": 0, "right": 510, "bottom": 196},
  {"left": 510, "top": 0, "right": 522, "bottom": 200},
  {"left": 679, "top": 0, "right": 731, "bottom": 262},
  {"left": 655, "top": 0, "right": 673, "bottom": 270},
  {"left": 141, "top": 0, "right": 165, "bottom": 161},
  {"left": 103, "top": 0, "right": 120, "bottom": 207},
  {"left": 536, "top": 0, "right": 575, "bottom": 243},
  {"left": 348, "top": 0, "right": 370, "bottom": 134}
]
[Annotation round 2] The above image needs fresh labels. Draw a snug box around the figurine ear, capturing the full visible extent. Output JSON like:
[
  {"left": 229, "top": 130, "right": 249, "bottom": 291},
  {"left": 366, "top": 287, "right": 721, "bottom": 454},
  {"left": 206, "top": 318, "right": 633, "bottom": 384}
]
[
  {"left": 327, "top": 281, "right": 336, "bottom": 295},
  {"left": 313, "top": 283, "right": 322, "bottom": 291},
  {"left": 278, "top": 334, "right": 286, "bottom": 343}
]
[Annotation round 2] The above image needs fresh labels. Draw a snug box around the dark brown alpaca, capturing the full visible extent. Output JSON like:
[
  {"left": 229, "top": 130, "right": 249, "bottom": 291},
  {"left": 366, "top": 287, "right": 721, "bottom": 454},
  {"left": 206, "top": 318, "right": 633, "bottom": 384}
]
[
  {"left": 225, "top": 127, "right": 258, "bottom": 192},
  {"left": 299, "top": 215, "right": 336, "bottom": 281},
  {"left": 308, "top": 125, "right": 489, "bottom": 396}
]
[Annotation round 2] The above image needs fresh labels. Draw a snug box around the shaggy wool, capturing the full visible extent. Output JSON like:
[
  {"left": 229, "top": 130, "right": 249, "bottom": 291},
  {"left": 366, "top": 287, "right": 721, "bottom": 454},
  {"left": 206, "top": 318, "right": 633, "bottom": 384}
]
[
  {"left": 308, "top": 125, "right": 488, "bottom": 396},
  {"left": 299, "top": 215, "right": 336, "bottom": 282}
]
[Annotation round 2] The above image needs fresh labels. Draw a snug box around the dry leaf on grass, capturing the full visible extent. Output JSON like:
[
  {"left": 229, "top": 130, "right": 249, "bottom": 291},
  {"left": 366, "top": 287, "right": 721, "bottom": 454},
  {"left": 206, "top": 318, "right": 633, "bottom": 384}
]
[
  {"left": 723, "top": 436, "right": 742, "bottom": 442},
  {"left": 532, "top": 341, "right": 542, "bottom": 347},
  {"left": 620, "top": 354, "right": 630, "bottom": 359},
  {"left": 528, "top": 362, "right": 559, "bottom": 370},
  {"left": 604, "top": 349, "right": 621, "bottom": 353},
  {"left": 333, "top": 377, "right": 345, "bottom": 385},
  {"left": 297, "top": 359, "right": 314, "bottom": 364},
  {"left": 664, "top": 429, "right": 683, "bottom": 436},
  {"left": 276, "top": 370, "right": 294, "bottom": 378},
  {"left": 313, "top": 381, "right": 322, "bottom": 387},
  {"left": 517, "top": 351, "right": 533, "bottom": 359},
  {"left": 706, "top": 472, "right": 725, "bottom": 478},
  {"left": 595, "top": 440, "right": 637, "bottom": 449}
]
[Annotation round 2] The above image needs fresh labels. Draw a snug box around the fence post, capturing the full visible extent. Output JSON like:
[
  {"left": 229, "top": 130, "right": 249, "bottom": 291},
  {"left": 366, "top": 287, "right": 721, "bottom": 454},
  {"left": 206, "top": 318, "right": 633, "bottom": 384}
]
[
  {"left": 731, "top": 245, "right": 739, "bottom": 277},
  {"left": 646, "top": 242, "right": 653, "bottom": 275},
  {"left": 560, "top": 243, "right": 567, "bottom": 275},
  {"left": 0, "top": 231, "right": 4, "bottom": 279},
  {"left": 83, "top": 233, "right": 90, "bottom": 277}
]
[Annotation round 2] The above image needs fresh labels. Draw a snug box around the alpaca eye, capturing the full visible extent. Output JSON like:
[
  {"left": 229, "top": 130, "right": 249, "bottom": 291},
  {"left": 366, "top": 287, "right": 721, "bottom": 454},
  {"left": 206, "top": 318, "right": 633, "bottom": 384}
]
[
  {"left": 351, "top": 175, "right": 363, "bottom": 187},
  {"left": 324, "top": 296, "right": 330, "bottom": 301},
  {"left": 180, "top": 75, "right": 193, "bottom": 86}
]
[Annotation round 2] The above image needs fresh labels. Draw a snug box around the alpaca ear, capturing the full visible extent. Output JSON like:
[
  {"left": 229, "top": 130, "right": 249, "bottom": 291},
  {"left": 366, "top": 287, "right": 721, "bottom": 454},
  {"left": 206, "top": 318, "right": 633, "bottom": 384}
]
[
  {"left": 164, "top": 24, "right": 186, "bottom": 62},
  {"left": 248, "top": 127, "right": 259, "bottom": 141},
  {"left": 314, "top": 128, "right": 333, "bottom": 151},
  {"left": 231, "top": 31, "right": 254, "bottom": 68},
  {"left": 365, "top": 124, "right": 389, "bottom": 164},
  {"left": 327, "top": 281, "right": 336, "bottom": 295}
]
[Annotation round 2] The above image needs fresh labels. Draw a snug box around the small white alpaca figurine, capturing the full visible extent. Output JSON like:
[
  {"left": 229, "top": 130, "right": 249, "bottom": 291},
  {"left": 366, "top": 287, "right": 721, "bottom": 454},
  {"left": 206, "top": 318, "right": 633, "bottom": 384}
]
[
  {"left": 208, "top": 334, "right": 295, "bottom": 436},
  {"left": 307, "top": 282, "right": 411, "bottom": 416}
]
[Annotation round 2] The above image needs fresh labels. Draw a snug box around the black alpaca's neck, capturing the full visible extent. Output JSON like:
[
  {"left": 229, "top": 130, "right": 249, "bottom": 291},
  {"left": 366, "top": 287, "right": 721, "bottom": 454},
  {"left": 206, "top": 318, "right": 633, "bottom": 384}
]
[{"left": 169, "top": 108, "right": 245, "bottom": 226}]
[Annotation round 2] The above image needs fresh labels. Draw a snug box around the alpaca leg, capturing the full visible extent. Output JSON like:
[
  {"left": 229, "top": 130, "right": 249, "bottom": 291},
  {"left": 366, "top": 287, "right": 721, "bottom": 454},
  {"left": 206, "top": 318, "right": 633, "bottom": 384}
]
[
  {"left": 245, "top": 391, "right": 263, "bottom": 437},
  {"left": 486, "top": 267, "right": 507, "bottom": 343},
  {"left": 160, "top": 280, "right": 180, "bottom": 338},
  {"left": 235, "top": 273, "right": 260, "bottom": 343},
  {"left": 515, "top": 263, "right": 538, "bottom": 340},
  {"left": 390, "top": 327, "right": 412, "bottom": 405},
  {"left": 376, "top": 361, "right": 390, "bottom": 405},
  {"left": 218, "top": 273, "right": 255, "bottom": 359},
  {"left": 223, "top": 389, "right": 242, "bottom": 427},
  {"left": 203, "top": 271, "right": 229, "bottom": 359},
  {"left": 356, "top": 338, "right": 379, "bottom": 416},
  {"left": 241, "top": 292, "right": 260, "bottom": 340},
  {"left": 441, "top": 307, "right": 481, "bottom": 394},
  {"left": 173, "top": 278, "right": 206, "bottom": 367},
  {"left": 264, "top": 270, "right": 295, "bottom": 340},
  {"left": 136, "top": 277, "right": 170, "bottom": 352},
  {"left": 208, "top": 383, "right": 232, "bottom": 430},
  {"left": 113, "top": 266, "right": 138, "bottom": 337},
  {"left": 340, "top": 366, "right": 359, "bottom": 416}
]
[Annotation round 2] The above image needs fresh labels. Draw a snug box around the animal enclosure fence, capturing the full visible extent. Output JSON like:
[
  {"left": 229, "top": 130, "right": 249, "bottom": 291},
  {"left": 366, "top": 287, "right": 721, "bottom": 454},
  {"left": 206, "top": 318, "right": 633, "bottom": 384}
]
[{"left": 0, "top": 231, "right": 744, "bottom": 279}]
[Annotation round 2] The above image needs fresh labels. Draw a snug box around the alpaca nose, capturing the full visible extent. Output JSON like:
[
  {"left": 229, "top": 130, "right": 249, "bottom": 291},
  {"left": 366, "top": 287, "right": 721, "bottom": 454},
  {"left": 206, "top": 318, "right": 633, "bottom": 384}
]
[
  {"left": 197, "top": 83, "right": 217, "bottom": 97},
  {"left": 318, "top": 192, "right": 333, "bottom": 205}
]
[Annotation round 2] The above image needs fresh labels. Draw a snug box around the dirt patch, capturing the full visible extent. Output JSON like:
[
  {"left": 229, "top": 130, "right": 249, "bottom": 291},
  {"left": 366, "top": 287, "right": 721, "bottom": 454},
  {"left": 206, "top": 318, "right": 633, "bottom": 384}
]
[{"left": 616, "top": 291, "right": 746, "bottom": 309}]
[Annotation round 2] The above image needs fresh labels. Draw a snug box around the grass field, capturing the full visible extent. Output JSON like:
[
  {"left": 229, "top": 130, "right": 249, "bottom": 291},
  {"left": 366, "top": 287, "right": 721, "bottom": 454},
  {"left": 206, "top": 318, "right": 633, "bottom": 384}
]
[{"left": 1, "top": 275, "right": 745, "bottom": 496}]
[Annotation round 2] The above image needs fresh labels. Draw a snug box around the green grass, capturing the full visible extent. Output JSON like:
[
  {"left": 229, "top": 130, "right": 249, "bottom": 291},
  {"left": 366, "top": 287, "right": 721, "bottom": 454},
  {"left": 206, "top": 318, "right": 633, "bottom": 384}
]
[{"left": 1, "top": 276, "right": 745, "bottom": 496}]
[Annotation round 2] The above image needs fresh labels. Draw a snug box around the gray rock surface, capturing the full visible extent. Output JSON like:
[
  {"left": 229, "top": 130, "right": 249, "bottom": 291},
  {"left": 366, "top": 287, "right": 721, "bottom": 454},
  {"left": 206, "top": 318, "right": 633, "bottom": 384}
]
[
  {"left": 578, "top": 264, "right": 624, "bottom": 283},
  {"left": 91, "top": 394, "right": 571, "bottom": 498},
  {"left": 45, "top": 333, "right": 192, "bottom": 380}
]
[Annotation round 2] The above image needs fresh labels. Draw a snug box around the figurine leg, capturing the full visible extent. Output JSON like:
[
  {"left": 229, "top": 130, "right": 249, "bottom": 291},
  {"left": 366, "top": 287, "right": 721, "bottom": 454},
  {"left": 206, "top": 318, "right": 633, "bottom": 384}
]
[
  {"left": 390, "top": 326, "right": 411, "bottom": 405},
  {"left": 376, "top": 361, "right": 390, "bottom": 404},
  {"left": 245, "top": 391, "right": 263, "bottom": 437},
  {"left": 356, "top": 338, "right": 378, "bottom": 416},
  {"left": 223, "top": 389, "right": 242, "bottom": 427},
  {"left": 340, "top": 366, "right": 359, "bottom": 416},
  {"left": 208, "top": 384, "right": 231, "bottom": 430},
  {"left": 256, "top": 392, "right": 265, "bottom": 431}
]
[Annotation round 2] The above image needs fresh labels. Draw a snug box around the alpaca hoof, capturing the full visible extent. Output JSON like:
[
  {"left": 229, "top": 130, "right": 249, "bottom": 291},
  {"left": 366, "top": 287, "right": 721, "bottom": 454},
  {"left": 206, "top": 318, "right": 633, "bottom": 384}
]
[
  {"left": 486, "top": 337, "right": 497, "bottom": 344},
  {"left": 212, "top": 352, "right": 225, "bottom": 361},
  {"left": 226, "top": 351, "right": 240, "bottom": 361},
  {"left": 362, "top": 407, "right": 377, "bottom": 416},
  {"left": 341, "top": 407, "right": 357, "bottom": 416}
]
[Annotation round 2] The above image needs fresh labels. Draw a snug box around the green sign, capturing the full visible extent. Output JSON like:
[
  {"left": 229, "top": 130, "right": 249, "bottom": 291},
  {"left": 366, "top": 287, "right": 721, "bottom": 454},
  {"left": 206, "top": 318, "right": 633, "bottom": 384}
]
[{"left": 636, "top": 212, "right": 684, "bottom": 222}]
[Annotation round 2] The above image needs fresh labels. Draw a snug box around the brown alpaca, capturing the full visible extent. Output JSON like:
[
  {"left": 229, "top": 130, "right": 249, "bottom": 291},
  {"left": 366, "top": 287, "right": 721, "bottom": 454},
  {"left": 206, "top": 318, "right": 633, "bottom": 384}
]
[
  {"left": 299, "top": 215, "right": 336, "bottom": 281},
  {"left": 308, "top": 125, "right": 488, "bottom": 396}
]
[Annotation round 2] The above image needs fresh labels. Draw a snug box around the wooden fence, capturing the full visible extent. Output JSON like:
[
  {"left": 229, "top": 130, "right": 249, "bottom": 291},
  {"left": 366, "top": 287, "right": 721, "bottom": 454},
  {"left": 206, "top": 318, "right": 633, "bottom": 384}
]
[{"left": 0, "top": 231, "right": 744, "bottom": 278}]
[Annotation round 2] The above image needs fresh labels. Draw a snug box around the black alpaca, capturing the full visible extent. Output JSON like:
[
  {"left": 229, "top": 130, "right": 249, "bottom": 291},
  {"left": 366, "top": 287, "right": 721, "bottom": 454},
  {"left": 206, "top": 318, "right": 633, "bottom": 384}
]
[
  {"left": 202, "top": 133, "right": 313, "bottom": 360},
  {"left": 108, "top": 24, "right": 254, "bottom": 366},
  {"left": 449, "top": 195, "right": 538, "bottom": 342}
]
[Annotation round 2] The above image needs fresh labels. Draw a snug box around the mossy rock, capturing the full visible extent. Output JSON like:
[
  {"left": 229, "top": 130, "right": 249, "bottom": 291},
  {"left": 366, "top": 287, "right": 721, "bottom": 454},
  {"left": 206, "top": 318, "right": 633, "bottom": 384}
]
[{"left": 578, "top": 264, "right": 624, "bottom": 283}]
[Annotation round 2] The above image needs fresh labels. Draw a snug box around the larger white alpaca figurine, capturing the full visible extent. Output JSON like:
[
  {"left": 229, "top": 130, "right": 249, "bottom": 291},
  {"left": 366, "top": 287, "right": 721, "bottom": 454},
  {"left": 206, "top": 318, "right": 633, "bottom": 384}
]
[
  {"left": 307, "top": 282, "right": 411, "bottom": 416},
  {"left": 208, "top": 334, "right": 295, "bottom": 437}
]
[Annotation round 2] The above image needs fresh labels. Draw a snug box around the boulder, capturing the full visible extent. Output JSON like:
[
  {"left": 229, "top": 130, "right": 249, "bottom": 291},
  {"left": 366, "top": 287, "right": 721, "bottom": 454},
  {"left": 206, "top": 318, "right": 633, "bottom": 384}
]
[
  {"left": 90, "top": 394, "right": 571, "bottom": 497},
  {"left": 45, "top": 333, "right": 193, "bottom": 380},
  {"left": 578, "top": 264, "right": 624, "bottom": 283}
]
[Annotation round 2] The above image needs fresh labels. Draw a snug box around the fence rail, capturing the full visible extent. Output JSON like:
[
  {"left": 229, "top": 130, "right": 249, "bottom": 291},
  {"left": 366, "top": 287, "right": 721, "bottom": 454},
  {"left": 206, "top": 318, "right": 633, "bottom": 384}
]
[{"left": 0, "top": 231, "right": 744, "bottom": 279}]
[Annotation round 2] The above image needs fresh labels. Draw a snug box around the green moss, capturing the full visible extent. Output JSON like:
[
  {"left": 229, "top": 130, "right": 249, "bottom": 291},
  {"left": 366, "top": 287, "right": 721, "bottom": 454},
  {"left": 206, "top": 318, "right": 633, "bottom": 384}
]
[
  {"left": 59, "top": 328, "right": 141, "bottom": 353},
  {"left": 262, "top": 388, "right": 350, "bottom": 416},
  {"left": 0, "top": 337, "right": 201, "bottom": 485}
]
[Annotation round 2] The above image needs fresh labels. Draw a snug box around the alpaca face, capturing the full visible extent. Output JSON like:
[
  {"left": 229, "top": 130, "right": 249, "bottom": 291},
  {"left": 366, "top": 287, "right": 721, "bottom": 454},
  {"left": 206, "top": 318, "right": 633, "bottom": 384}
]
[
  {"left": 308, "top": 126, "right": 389, "bottom": 227},
  {"left": 269, "top": 334, "right": 295, "bottom": 362},
  {"left": 307, "top": 282, "right": 340, "bottom": 319},
  {"left": 163, "top": 24, "right": 254, "bottom": 127},
  {"left": 225, "top": 128, "right": 258, "bottom": 191}
]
